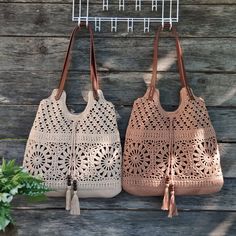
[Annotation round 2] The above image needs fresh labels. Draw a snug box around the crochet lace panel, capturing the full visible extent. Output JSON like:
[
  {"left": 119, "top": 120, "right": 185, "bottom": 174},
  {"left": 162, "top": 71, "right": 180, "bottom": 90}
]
[
  {"left": 123, "top": 88, "right": 223, "bottom": 185},
  {"left": 23, "top": 90, "right": 122, "bottom": 189}
]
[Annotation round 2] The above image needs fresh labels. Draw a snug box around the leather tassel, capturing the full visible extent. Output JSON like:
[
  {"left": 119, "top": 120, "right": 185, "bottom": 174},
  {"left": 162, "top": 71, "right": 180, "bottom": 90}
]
[
  {"left": 161, "top": 176, "right": 170, "bottom": 211},
  {"left": 65, "top": 175, "right": 72, "bottom": 210},
  {"left": 70, "top": 180, "right": 80, "bottom": 216},
  {"left": 168, "top": 184, "right": 178, "bottom": 218}
]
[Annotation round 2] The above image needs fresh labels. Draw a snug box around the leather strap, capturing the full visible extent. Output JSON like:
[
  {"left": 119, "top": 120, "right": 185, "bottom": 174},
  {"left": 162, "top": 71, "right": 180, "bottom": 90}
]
[
  {"left": 148, "top": 25, "right": 194, "bottom": 100},
  {"left": 55, "top": 23, "right": 99, "bottom": 100}
]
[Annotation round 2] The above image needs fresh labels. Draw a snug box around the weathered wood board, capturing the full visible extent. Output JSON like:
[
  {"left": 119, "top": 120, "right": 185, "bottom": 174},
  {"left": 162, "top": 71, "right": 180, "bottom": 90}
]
[
  {"left": 0, "top": 71, "right": 236, "bottom": 106},
  {"left": 0, "top": 37, "right": 236, "bottom": 72},
  {"left": 11, "top": 178, "right": 236, "bottom": 211},
  {"left": 5, "top": 210, "right": 236, "bottom": 236},
  {"left": 0, "top": 3, "right": 235, "bottom": 37},
  {"left": 1, "top": 0, "right": 236, "bottom": 4},
  {"left": 0, "top": 0, "right": 235, "bottom": 235}
]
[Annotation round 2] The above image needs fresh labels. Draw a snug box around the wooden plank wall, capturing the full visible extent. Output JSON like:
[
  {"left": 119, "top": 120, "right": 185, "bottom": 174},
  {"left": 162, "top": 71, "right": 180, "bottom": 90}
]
[{"left": 0, "top": 0, "right": 236, "bottom": 235}]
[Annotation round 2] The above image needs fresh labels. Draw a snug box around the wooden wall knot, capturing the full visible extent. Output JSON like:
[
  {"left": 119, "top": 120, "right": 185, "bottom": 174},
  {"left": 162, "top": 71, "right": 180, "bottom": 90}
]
[
  {"left": 38, "top": 44, "right": 48, "bottom": 55},
  {"left": 34, "top": 11, "right": 48, "bottom": 26}
]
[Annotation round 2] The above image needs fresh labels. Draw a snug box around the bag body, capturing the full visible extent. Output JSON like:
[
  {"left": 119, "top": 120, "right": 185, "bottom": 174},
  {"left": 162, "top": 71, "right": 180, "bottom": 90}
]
[
  {"left": 122, "top": 26, "right": 223, "bottom": 199},
  {"left": 23, "top": 24, "right": 122, "bottom": 198}
]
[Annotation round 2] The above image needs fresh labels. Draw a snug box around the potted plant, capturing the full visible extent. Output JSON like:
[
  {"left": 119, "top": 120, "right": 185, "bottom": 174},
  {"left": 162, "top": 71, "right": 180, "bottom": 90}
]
[{"left": 0, "top": 159, "right": 49, "bottom": 232}]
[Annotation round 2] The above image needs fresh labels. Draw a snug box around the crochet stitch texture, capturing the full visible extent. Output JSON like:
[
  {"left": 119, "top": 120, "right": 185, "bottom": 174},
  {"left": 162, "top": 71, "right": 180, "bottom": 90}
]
[
  {"left": 123, "top": 88, "right": 224, "bottom": 196},
  {"left": 23, "top": 89, "right": 122, "bottom": 197}
]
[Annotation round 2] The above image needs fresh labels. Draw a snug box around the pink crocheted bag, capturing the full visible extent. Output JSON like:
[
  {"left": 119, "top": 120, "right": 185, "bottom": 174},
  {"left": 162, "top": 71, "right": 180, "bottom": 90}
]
[{"left": 122, "top": 26, "right": 224, "bottom": 217}]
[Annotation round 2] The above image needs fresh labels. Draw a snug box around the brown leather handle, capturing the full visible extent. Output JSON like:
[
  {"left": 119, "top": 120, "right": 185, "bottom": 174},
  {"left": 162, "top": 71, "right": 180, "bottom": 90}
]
[
  {"left": 148, "top": 25, "right": 194, "bottom": 100},
  {"left": 55, "top": 23, "right": 99, "bottom": 100}
]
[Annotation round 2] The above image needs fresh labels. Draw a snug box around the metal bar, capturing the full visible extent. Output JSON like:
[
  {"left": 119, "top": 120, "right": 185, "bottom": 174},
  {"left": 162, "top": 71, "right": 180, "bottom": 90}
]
[
  {"left": 78, "top": 0, "right": 82, "bottom": 25},
  {"left": 169, "top": 0, "right": 173, "bottom": 28},
  {"left": 177, "top": 0, "right": 179, "bottom": 21},
  {"left": 72, "top": 0, "right": 75, "bottom": 21},
  {"left": 73, "top": 17, "right": 178, "bottom": 23},
  {"left": 86, "top": 0, "right": 89, "bottom": 26},
  {"left": 162, "top": 0, "right": 165, "bottom": 27}
]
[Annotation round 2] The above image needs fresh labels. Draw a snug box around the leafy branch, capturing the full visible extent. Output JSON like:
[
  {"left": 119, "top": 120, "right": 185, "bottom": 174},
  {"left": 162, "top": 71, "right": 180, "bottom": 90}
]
[{"left": 0, "top": 159, "right": 49, "bottom": 231}]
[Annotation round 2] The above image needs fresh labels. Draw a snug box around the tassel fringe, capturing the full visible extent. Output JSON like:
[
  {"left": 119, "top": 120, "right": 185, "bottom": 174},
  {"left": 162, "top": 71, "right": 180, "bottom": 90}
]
[
  {"left": 161, "top": 177, "right": 170, "bottom": 211},
  {"left": 65, "top": 185, "right": 72, "bottom": 210},
  {"left": 70, "top": 180, "right": 80, "bottom": 216},
  {"left": 70, "top": 190, "right": 80, "bottom": 215},
  {"left": 65, "top": 175, "right": 72, "bottom": 210},
  {"left": 168, "top": 184, "right": 178, "bottom": 218}
]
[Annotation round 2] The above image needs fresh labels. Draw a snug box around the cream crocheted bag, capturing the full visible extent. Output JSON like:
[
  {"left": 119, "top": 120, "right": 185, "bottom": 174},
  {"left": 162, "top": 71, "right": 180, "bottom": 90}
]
[
  {"left": 122, "top": 26, "right": 224, "bottom": 217},
  {"left": 23, "top": 24, "right": 122, "bottom": 215}
]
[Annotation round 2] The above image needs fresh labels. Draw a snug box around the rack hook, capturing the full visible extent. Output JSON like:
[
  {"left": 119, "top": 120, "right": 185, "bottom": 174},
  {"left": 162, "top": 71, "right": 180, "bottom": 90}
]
[
  {"left": 162, "top": 23, "right": 172, "bottom": 31},
  {"left": 103, "top": 0, "right": 109, "bottom": 11},
  {"left": 144, "top": 18, "right": 150, "bottom": 33},
  {"left": 127, "top": 18, "right": 134, "bottom": 32},
  {"left": 152, "top": 0, "right": 158, "bottom": 11},
  {"left": 119, "top": 0, "right": 125, "bottom": 11},
  {"left": 111, "top": 18, "right": 118, "bottom": 32},
  {"left": 95, "top": 17, "right": 101, "bottom": 32},
  {"left": 135, "top": 0, "right": 142, "bottom": 11}
]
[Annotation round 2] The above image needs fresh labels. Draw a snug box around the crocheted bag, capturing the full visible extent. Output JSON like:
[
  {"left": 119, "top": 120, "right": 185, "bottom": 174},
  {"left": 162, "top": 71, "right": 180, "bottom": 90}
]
[
  {"left": 23, "top": 24, "right": 122, "bottom": 215},
  {"left": 122, "top": 26, "right": 224, "bottom": 217}
]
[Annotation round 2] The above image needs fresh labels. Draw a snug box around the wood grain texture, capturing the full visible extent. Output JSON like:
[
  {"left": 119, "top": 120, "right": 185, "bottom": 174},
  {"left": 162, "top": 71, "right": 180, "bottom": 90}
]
[
  {"left": 11, "top": 179, "right": 236, "bottom": 211},
  {"left": 0, "top": 3, "right": 235, "bottom": 37},
  {"left": 0, "top": 37, "right": 236, "bottom": 72},
  {"left": 0, "top": 0, "right": 235, "bottom": 234},
  {"left": 0, "top": 71, "right": 236, "bottom": 106},
  {"left": 1, "top": 0, "right": 236, "bottom": 4},
  {"left": 4, "top": 210, "right": 235, "bottom": 236}
]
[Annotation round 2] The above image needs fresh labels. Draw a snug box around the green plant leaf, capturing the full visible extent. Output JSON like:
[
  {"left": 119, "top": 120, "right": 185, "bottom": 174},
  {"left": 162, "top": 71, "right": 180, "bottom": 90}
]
[
  {"left": 0, "top": 158, "right": 50, "bottom": 231},
  {"left": 0, "top": 202, "right": 12, "bottom": 231}
]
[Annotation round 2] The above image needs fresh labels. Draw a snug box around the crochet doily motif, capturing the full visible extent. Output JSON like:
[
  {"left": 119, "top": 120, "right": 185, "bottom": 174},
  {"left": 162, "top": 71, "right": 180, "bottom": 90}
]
[
  {"left": 123, "top": 88, "right": 223, "bottom": 192},
  {"left": 123, "top": 142, "right": 152, "bottom": 175},
  {"left": 23, "top": 90, "right": 122, "bottom": 190}
]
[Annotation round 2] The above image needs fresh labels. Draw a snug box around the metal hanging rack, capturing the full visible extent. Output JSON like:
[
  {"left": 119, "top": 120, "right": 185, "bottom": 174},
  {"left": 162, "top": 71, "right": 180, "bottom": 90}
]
[{"left": 72, "top": 0, "right": 179, "bottom": 32}]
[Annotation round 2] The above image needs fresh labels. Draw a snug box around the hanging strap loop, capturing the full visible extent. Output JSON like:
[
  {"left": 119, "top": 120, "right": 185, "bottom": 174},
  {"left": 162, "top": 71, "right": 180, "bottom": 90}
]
[
  {"left": 55, "top": 23, "right": 99, "bottom": 101},
  {"left": 148, "top": 24, "right": 194, "bottom": 101}
]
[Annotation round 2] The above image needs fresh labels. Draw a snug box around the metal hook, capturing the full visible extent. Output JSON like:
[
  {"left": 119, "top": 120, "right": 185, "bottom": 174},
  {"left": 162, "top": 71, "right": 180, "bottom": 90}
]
[
  {"left": 119, "top": 0, "right": 125, "bottom": 11},
  {"left": 85, "top": 0, "right": 89, "bottom": 27},
  {"left": 161, "top": 0, "right": 165, "bottom": 29},
  {"left": 111, "top": 18, "right": 118, "bottom": 32},
  {"left": 95, "top": 17, "right": 101, "bottom": 32},
  {"left": 169, "top": 21, "right": 173, "bottom": 30},
  {"left": 135, "top": 0, "right": 142, "bottom": 11},
  {"left": 144, "top": 18, "right": 150, "bottom": 33},
  {"left": 103, "top": 0, "right": 109, "bottom": 11},
  {"left": 162, "top": 23, "right": 172, "bottom": 31},
  {"left": 72, "top": 0, "right": 179, "bottom": 33},
  {"left": 152, "top": 0, "right": 158, "bottom": 11},
  {"left": 127, "top": 18, "right": 134, "bottom": 32},
  {"left": 169, "top": 0, "right": 173, "bottom": 30}
]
